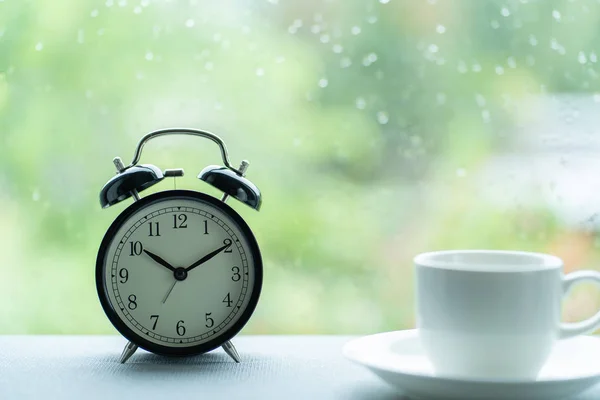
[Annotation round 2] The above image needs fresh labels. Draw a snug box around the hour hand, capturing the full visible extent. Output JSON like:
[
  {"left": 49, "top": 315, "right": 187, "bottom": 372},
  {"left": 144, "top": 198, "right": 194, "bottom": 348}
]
[{"left": 143, "top": 249, "right": 176, "bottom": 272}]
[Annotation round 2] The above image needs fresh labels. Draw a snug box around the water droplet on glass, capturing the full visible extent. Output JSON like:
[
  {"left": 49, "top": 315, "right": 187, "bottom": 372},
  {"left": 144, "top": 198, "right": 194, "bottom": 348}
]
[
  {"left": 35, "top": 42, "right": 43, "bottom": 51},
  {"left": 318, "top": 78, "right": 328, "bottom": 88},
  {"left": 495, "top": 65, "right": 504, "bottom": 75},
  {"left": 594, "top": 94, "right": 600, "bottom": 103},
  {"left": 436, "top": 92, "right": 446, "bottom": 105},
  {"left": 320, "top": 34, "right": 330, "bottom": 43},
  {"left": 32, "top": 189, "right": 40, "bottom": 202},
  {"left": 367, "top": 16, "right": 378, "bottom": 24},
  {"left": 141, "top": 0, "right": 149, "bottom": 6},
  {"left": 552, "top": 10, "right": 561, "bottom": 21},
  {"left": 355, "top": 97, "right": 366, "bottom": 109},
  {"left": 256, "top": 68, "right": 264, "bottom": 77},
  {"left": 213, "top": 33, "right": 222, "bottom": 42},
  {"left": 526, "top": 55, "right": 535, "bottom": 66},
  {"left": 529, "top": 35, "right": 538, "bottom": 46},
  {"left": 311, "top": 24, "right": 321, "bottom": 34},
  {"left": 471, "top": 63, "right": 482, "bottom": 72},
  {"left": 457, "top": 60, "right": 467, "bottom": 73},
  {"left": 500, "top": 7, "right": 510, "bottom": 17},
  {"left": 105, "top": 0, "right": 114, "bottom": 7},
  {"left": 490, "top": 20, "right": 500, "bottom": 29},
  {"left": 578, "top": 51, "right": 587, "bottom": 64},
  {"left": 118, "top": 0, "right": 127, "bottom": 7},
  {"left": 507, "top": 56, "right": 516, "bottom": 68},
  {"left": 268, "top": 0, "right": 279, "bottom": 4},
  {"left": 145, "top": 51, "right": 154, "bottom": 61},
  {"left": 436, "top": 24, "right": 446, "bottom": 34},
  {"left": 186, "top": 19, "right": 195, "bottom": 28},
  {"left": 428, "top": 44, "right": 438, "bottom": 53},
  {"left": 340, "top": 57, "right": 352, "bottom": 68},
  {"left": 379, "top": 0, "right": 390, "bottom": 3},
  {"left": 91, "top": 9, "right": 99, "bottom": 17},
  {"left": 590, "top": 52, "right": 598, "bottom": 63},
  {"left": 204, "top": 61, "right": 213, "bottom": 71},
  {"left": 376, "top": 111, "right": 389, "bottom": 125},
  {"left": 77, "top": 29, "right": 85, "bottom": 44},
  {"left": 333, "top": 44, "right": 343, "bottom": 54},
  {"left": 275, "top": 56, "right": 285, "bottom": 63},
  {"left": 456, "top": 168, "right": 466, "bottom": 178},
  {"left": 475, "top": 94, "right": 486, "bottom": 107},
  {"left": 133, "top": 6, "right": 141, "bottom": 14},
  {"left": 351, "top": 26, "right": 361, "bottom": 35}
]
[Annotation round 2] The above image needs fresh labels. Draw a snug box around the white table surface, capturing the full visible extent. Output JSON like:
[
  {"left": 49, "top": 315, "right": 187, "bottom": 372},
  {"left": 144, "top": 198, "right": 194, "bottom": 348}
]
[{"left": 1, "top": 335, "right": 600, "bottom": 400}]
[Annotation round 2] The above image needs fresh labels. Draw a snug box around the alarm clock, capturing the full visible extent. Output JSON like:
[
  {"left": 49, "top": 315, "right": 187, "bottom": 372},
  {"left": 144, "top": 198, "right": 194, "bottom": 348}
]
[{"left": 95, "top": 128, "right": 263, "bottom": 364}]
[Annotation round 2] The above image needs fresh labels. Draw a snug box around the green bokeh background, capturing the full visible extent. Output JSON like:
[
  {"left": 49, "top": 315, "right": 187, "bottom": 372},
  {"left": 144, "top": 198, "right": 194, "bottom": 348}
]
[{"left": 1, "top": 0, "right": 600, "bottom": 335}]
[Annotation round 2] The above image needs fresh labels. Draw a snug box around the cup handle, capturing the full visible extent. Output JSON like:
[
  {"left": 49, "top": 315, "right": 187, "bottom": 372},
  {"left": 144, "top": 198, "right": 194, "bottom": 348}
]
[{"left": 559, "top": 270, "right": 600, "bottom": 339}]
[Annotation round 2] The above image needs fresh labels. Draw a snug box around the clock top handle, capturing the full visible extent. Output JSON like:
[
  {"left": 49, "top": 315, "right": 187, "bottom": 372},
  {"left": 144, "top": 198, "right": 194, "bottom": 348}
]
[{"left": 123, "top": 128, "right": 245, "bottom": 176}]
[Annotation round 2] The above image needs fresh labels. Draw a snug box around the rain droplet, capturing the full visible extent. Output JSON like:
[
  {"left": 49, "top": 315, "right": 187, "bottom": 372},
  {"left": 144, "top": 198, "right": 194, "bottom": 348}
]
[
  {"left": 268, "top": 0, "right": 279, "bottom": 4},
  {"left": 507, "top": 56, "right": 516, "bottom": 68},
  {"left": 105, "top": 0, "right": 114, "bottom": 7},
  {"left": 594, "top": 94, "right": 600, "bottom": 103},
  {"left": 578, "top": 51, "right": 587, "bottom": 64},
  {"left": 332, "top": 44, "right": 343, "bottom": 54},
  {"left": 528, "top": 35, "right": 538, "bottom": 46},
  {"left": 436, "top": 24, "right": 446, "bottom": 34},
  {"left": 35, "top": 42, "right": 43, "bottom": 51},
  {"left": 186, "top": 19, "right": 195, "bottom": 28},
  {"left": 205, "top": 61, "right": 214, "bottom": 71},
  {"left": 133, "top": 6, "right": 142, "bottom": 14},
  {"left": 91, "top": 9, "right": 99, "bottom": 17},
  {"left": 32, "top": 189, "right": 40, "bottom": 202},
  {"left": 457, "top": 60, "right": 468, "bottom": 73},
  {"left": 436, "top": 92, "right": 446, "bottom": 105},
  {"left": 355, "top": 97, "right": 366, "bottom": 109},
  {"left": 552, "top": 10, "right": 561, "bottom": 21},
  {"left": 500, "top": 7, "right": 510, "bottom": 17},
  {"left": 145, "top": 51, "right": 154, "bottom": 61},
  {"left": 471, "top": 63, "right": 482, "bottom": 72},
  {"left": 379, "top": 0, "right": 390, "bottom": 3},
  {"left": 256, "top": 68, "right": 264, "bottom": 77},
  {"left": 351, "top": 26, "right": 361, "bottom": 35},
  {"left": 318, "top": 78, "right": 328, "bottom": 88},
  {"left": 340, "top": 57, "right": 352, "bottom": 68},
  {"left": 367, "top": 16, "right": 378, "bottom": 24},
  {"left": 591, "top": 52, "right": 598, "bottom": 63},
  {"left": 77, "top": 29, "right": 85, "bottom": 44},
  {"left": 275, "top": 56, "right": 285, "bottom": 63},
  {"left": 428, "top": 44, "right": 439, "bottom": 53},
  {"left": 495, "top": 65, "right": 505, "bottom": 75},
  {"left": 490, "top": 20, "right": 500, "bottom": 29},
  {"left": 311, "top": 24, "right": 321, "bottom": 34},
  {"left": 376, "top": 111, "right": 389, "bottom": 125},
  {"left": 118, "top": 0, "right": 127, "bottom": 7},
  {"left": 456, "top": 168, "right": 466, "bottom": 178},
  {"left": 320, "top": 34, "right": 330, "bottom": 43}
]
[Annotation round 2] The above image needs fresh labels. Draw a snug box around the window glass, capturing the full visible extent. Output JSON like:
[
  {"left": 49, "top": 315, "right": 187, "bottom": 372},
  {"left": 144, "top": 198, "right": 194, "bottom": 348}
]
[{"left": 1, "top": 0, "right": 598, "bottom": 334}]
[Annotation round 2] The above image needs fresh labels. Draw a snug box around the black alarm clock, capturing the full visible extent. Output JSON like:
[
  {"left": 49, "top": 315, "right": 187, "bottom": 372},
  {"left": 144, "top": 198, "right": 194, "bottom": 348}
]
[{"left": 96, "top": 128, "right": 263, "bottom": 363}]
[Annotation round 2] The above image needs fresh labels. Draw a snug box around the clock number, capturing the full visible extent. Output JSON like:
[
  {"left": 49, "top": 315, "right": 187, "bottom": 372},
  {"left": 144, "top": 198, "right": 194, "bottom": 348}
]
[
  {"left": 224, "top": 239, "right": 233, "bottom": 253},
  {"left": 204, "top": 220, "right": 209, "bottom": 235},
  {"left": 119, "top": 268, "right": 128, "bottom": 284},
  {"left": 231, "top": 266, "right": 241, "bottom": 282},
  {"left": 150, "top": 315, "right": 159, "bottom": 330},
  {"left": 173, "top": 214, "right": 188, "bottom": 229},
  {"left": 148, "top": 222, "right": 160, "bottom": 237},
  {"left": 205, "top": 313, "right": 214, "bottom": 328},
  {"left": 176, "top": 320, "right": 186, "bottom": 336},
  {"left": 128, "top": 294, "right": 137, "bottom": 310},
  {"left": 223, "top": 293, "right": 232, "bottom": 307},
  {"left": 129, "top": 241, "right": 143, "bottom": 256}
]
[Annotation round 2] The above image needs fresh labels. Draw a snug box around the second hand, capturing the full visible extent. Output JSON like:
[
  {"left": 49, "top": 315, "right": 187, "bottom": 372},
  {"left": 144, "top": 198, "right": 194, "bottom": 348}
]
[{"left": 162, "top": 280, "right": 178, "bottom": 304}]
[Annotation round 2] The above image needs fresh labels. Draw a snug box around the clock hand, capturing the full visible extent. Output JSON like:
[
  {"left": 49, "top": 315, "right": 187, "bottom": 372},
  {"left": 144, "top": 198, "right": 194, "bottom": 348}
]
[
  {"left": 143, "top": 249, "right": 176, "bottom": 272},
  {"left": 162, "top": 280, "right": 178, "bottom": 304},
  {"left": 185, "top": 243, "right": 231, "bottom": 272}
]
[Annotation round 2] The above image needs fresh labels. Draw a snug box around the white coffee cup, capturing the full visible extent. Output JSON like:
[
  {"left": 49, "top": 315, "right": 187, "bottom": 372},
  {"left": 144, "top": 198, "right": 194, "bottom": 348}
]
[{"left": 415, "top": 250, "right": 600, "bottom": 380}]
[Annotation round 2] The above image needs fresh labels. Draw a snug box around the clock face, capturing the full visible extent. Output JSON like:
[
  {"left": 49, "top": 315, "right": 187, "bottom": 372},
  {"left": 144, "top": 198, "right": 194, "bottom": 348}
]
[{"left": 96, "top": 190, "right": 262, "bottom": 356}]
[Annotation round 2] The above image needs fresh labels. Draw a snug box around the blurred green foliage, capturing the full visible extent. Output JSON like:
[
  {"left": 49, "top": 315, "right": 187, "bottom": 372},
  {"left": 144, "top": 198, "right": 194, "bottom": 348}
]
[{"left": 1, "top": 0, "right": 600, "bottom": 335}]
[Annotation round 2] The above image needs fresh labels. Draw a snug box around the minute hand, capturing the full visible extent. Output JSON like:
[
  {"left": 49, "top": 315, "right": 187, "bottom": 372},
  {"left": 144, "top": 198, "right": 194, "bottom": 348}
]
[{"left": 185, "top": 243, "right": 230, "bottom": 272}]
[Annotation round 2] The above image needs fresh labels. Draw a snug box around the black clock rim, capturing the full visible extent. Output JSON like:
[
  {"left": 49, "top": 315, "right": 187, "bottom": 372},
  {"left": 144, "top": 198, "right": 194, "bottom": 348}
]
[{"left": 95, "top": 189, "right": 263, "bottom": 357}]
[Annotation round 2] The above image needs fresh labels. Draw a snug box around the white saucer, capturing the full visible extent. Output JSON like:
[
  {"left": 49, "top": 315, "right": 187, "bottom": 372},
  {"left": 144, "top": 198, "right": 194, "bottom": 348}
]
[{"left": 343, "top": 330, "right": 600, "bottom": 400}]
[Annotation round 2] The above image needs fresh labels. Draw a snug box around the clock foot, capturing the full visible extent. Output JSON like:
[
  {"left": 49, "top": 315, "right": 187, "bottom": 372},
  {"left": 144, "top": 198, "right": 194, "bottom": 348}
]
[
  {"left": 222, "top": 340, "right": 241, "bottom": 363},
  {"left": 119, "top": 341, "right": 139, "bottom": 364}
]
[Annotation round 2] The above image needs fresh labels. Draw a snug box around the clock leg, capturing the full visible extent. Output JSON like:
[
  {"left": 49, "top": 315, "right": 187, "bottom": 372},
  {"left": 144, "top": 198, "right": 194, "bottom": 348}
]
[
  {"left": 119, "top": 341, "right": 139, "bottom": 364},
  {"left": 222, "top": 340, "right": 241, "bottom": 363}
]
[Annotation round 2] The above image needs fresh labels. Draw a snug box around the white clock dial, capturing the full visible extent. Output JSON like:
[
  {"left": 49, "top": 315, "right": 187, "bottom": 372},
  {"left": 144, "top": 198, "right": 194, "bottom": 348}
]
[{"left": 99, "top": 193, "right": 259, "bottom": 349}]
